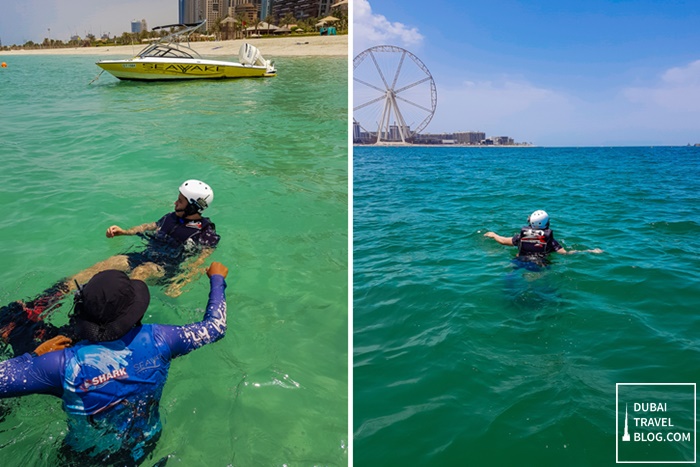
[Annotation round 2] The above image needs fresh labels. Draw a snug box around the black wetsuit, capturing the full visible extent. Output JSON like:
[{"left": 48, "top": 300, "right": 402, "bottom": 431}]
[{"left": 125, "top": 212, "right": 220, "bottom": 283}]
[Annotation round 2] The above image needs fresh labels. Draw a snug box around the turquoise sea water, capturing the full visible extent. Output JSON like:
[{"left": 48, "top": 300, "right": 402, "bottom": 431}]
[
  {"left": 353, "top": 146, "right": 700, "bottom": 466},
  {"left": 0, "top": 53, "right": 348, "bottom": 465}
]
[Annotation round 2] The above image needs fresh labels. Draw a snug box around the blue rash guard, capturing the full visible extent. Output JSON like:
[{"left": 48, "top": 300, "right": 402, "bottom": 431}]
[{"left": 0, "top": 275, "right": 227, "bottom": 461}]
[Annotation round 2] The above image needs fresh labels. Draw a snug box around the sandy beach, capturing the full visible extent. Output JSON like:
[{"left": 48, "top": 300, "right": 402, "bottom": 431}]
[{"left": 2, "top": 34, "right": 347, "bottom": 58}]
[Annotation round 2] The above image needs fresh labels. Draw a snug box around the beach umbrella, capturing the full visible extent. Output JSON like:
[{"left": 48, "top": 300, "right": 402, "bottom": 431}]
[
  {"left": 331, "top": 0, "right": 348, "bottom": 7},
  {"left": 320, "top": 16, "right": 340, "bottom": 23}
]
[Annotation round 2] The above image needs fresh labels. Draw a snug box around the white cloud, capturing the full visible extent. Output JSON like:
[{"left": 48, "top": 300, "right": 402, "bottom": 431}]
[
  {"left": 353, "top": 0, "right": 424, "bottom": 53},
  {"left": 430, "top": 78, "right": 577, "bottom": 142},
  {"left": 429, "top": 63, "right": 700, "bottom": 146},
  {"left": 623, "top": 60, "right": 700, "bottom": 112}
]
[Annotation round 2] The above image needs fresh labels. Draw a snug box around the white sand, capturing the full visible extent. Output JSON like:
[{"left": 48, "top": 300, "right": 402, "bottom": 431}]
[{"left": 2, "top": 34, "right": 347, "bottom": 58}]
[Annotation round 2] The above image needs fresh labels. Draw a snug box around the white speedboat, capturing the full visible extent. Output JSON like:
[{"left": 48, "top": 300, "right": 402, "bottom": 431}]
[{"left": 96, "top": 21, "right": 276, "bottom": 81}]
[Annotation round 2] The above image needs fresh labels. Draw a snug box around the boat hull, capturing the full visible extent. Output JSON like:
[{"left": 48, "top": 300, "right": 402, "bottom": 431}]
[{"left": 96, "top": 57, "right": 276, "bottom": 81}]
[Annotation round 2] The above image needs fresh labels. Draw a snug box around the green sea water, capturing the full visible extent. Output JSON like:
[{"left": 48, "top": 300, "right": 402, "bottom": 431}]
[
  {"left": 0, "top": 53, "right": 348, "bottom": 465},
  {"left": 353, "top": 146, "right": 700, "bottom": 466}
]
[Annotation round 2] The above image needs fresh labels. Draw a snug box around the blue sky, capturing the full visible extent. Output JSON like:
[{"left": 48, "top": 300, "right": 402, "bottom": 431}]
[
  {"left": 0, "top": 0, "right": 175, "bottom": 46},
  {"left": 353, "top": 0, "right": 700, "bottom": 146}
]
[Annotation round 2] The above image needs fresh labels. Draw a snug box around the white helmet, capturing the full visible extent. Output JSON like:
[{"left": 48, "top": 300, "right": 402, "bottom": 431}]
[
  {"left": 179, "top": 179, "right": 214, "bottom": 213},
  {"left": 528, "top": 210, "right": 549, "bottom": 229}
]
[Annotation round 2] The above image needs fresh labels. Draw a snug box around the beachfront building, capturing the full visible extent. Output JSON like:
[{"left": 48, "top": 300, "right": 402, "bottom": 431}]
[
  {"left": 353, "top": 122, "right": 414, "bottom": 144},
  {"left": 388, "top": 124, "right": 410, "bottom": 141},
  {"left": 412, "top": 131, "right": 486, "bottom": 145},
  {"left": 353, "top": 126, "right": 523, "bottom": 146},
  {"left": 492, "top": 136, "right": 515, "bottom": 145},
  {"left": 131, "top": 19, "right": 147, "bottom": 33},
  {"left": 230, "top": 3, "right": 260, "bottom": 25},
  {"left": 271, "top": 0, "right": 319, "bottom": 21},
  {"left": 260, "top": 0, "right": 272, "bottom": 19},
  {"left": 205, "top": 0, "right": 223, "bottom": 30},
  {"left": 353, "top": 121, "right": 362, "bottom": 143},
  {"left": 454, "top": 132, "right": 486, "bottom": 145},
  {"left": 180, "top": 0, "right": 257, "bottom": 29},
  {"left": 319, "top": 0, "right": 348, "bottom": 16},
  {"left": 318, "top": 0, "right": 334, "bottom": 17},
  {"left": 180, "top": 0, "right": 204, "bottom": 24}
]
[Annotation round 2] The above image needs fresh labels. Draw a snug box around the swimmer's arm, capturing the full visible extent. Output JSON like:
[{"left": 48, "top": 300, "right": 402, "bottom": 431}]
[
  {"left": 484, "top": 232, "right": 514, "bottom": 246},
  {"left": 106, "top": 222, "right": 157, "bottom": 238},
  {"left": 164, "top": 248, "right": 215, "bottom": 298},
  {"left": 556, "top": 248, "right": 604, "bottom": 255},
  {"left": 0, "top": 352, "right": 64, "bottom": 399},
  {"left": 157, "top": 268, "right": 228, "bottom": 359}
]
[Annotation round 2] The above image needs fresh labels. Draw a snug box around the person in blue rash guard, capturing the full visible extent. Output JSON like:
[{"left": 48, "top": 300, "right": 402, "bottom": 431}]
[
  {"left": 0, "top": 179, "right": 220, "bottom": 357},
  {"left": 0, "top": 261, "right": 228, "bottom": 465},
  {"left": 484, "top": 210, "right": 603, "bottom": 264}
]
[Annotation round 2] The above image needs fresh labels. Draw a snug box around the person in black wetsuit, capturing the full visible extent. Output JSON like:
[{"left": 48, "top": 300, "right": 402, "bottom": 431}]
[
  {"left": 0, "top": 262, "right": 228, "bottom": 465},
  {"left": 484, "top": 210, "right": 603, "bottom": 263},
  {"left": 85, "top": 178, "right": 220, "bottom": 296},
  {"left": 0, "top": 180, "right": 220, "bottom": 357}
]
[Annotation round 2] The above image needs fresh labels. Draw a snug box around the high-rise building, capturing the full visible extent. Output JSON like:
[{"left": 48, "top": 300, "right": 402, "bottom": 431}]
[
  {"left": 205, "top": 0, "right": 222, "bottom": 30},
  {"left": 260, "top": 0, "right": 271, "bottom": 19},
  {"left": 454, "top": 132, "right": 485, "bottom": 145},
  {"left": 234, "top": 3, "right": 260, "bottom": 24},
  {"left": 131, "top": 19, "right": 147, "bottom": 33},
  {"left": 180, "top": 0, "right": 205, "bottom": 24},
  {"left": 318, "top": 0, "right": 333, "bottom": 17},
  {"left": 271, "top": 0, "right": 320, "bottom": 21}
]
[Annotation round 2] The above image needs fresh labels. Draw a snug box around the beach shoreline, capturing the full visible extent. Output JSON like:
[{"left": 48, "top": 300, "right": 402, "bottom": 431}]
[{"left": 2, "top": 34, "right": 347, "bottom": 58}]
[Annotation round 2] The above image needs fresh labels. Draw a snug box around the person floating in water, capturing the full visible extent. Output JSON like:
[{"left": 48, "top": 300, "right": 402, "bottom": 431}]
[
  {"left": 81, "top": 178, "right": 220, "bottom": 297},
  {"left": 0, "top": 179, "right": 220, "bottom": 357},
  {"left": 484, "top": 210, "right": 603, "bottom": 263},
  {"left": 0, "top": 262, "right": 228, "bottom": 465}
]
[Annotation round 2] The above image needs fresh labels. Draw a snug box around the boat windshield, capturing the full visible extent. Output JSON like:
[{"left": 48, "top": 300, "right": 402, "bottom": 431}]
[{"left": 138, "top": 44, "right": 197, "bottom": 59}]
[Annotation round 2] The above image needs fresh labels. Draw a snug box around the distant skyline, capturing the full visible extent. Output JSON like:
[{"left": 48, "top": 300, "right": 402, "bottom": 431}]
[
  {"left": 0, "top": 0, "right": 176, "bottom": 45},
  {"left": 353, "top": 0, "right": 700, "bottom": 146}
]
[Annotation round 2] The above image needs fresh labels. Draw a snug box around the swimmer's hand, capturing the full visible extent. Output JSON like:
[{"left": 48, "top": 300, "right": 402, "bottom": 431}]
[
  {"left": 106, "top": 225, "right": 126, "bottom": 238},
  {"left": 483, "top": 232, "right": 497, "bottom": 238},
  {"left": 34, "top": 335, "right": 72, "bottom": 356},
  {"left": 590, "top": 248, "right": 604, "bottom": 254},
  {"left": 207, "top": 262, "right": 228, "bottom": 279}
]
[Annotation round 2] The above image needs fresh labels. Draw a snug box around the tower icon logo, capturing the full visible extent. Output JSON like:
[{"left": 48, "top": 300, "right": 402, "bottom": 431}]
[{"left": 622, "top": 403, "right": 631, "bottom": 442}]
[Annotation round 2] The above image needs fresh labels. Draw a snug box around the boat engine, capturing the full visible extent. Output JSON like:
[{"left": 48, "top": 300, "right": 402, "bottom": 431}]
[{"left": 239, "top": 43, "right": 272, "bottom": 70}]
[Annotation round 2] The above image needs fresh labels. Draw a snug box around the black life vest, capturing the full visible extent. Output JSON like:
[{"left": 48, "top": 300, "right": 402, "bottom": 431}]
[
  {"left": 151, "top": 212, "right": 218, "bottom": 250},
  {"left": 517, "top": 227, "right": 553, "bottom": 255}
]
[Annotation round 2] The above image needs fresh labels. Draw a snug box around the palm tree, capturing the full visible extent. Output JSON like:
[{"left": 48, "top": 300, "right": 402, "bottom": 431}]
[
  {"left": 264, "top": 15, "right": 274, "bottom": 36},
  {"left": 332, "top": 9, "right": 347, "bottom": 31},
  {"left": 118, "top": 31, "right": 132, "bottom": 45},
  {"left": 211, "top": 16, "right": 224, "bottom": 40},
  {"left": 280, "top": 13, "right": 296, "bottom": 27}
]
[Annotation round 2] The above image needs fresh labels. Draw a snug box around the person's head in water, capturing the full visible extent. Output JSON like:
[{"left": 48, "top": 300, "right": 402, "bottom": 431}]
[
  {"left": 175, "top": 180, "right": 214, "bottom": 219},
  {"left": 72, "top": 270, "right": 150, "bottom": 342},
  {"left": 527, "top": 210, "right": 550, "bottom": 229}
]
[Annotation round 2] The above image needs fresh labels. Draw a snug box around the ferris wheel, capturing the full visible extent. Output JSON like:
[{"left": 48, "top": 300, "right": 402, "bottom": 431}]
[{"left": 353, "top": 45, "right": 437, "bottom": 144}]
